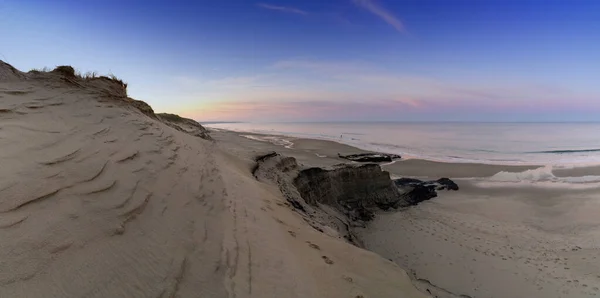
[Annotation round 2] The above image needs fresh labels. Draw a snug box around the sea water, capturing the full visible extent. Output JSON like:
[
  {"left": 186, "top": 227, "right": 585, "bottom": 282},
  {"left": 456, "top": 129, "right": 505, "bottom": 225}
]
[{"left": 206, "top": 122, "right": 600, "bottom": 166}]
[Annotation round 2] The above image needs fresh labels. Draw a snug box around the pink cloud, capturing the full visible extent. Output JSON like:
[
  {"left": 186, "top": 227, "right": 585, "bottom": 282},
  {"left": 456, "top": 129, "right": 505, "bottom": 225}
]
[
  {"left": 172, "top": 59, "right": 600, "bottom": 121},
  {"left": 185, "top": 98, "right": 423, "bottom": 121}
]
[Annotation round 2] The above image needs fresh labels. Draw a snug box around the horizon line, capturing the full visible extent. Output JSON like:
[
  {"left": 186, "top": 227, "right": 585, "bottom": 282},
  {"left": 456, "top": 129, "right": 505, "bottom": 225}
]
[{"left": 200, "top": 120, "right": 600, "bottom": 124}]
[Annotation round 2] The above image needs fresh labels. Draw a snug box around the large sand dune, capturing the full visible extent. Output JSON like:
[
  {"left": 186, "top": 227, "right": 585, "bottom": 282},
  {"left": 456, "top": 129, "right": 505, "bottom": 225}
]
[{"left": 0, "top": 62, "right": 426, "bottom": 297}]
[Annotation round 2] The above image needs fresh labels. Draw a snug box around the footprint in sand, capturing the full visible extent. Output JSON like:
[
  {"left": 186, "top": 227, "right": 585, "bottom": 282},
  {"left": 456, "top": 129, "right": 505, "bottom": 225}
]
[
  {"left": 322, "top": 256, "right": 334, "bottom": 265},
  {"left": 307, "top": 242, "right": 320, "bottom": 250}
]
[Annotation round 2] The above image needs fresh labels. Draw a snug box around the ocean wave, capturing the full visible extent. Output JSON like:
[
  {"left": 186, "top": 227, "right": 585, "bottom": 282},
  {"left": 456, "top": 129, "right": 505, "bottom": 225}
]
[
  {"left": 340, "top": 132, "right": 365, "bottom": 136},
  {"left": 486, "top": 165, "right": 600, "bottom": 187},
  {"left": 528, "top": 149, "right": 600, "bottom": 154},
  {"left": 475, "top": 180, "right": 600, "bottom": 190},
  {"left": 240, "top": 134, "right": 294, "bottom": 149},
  {"left": 489, "top": 166, "right": 555, "bottom": 182},
  {"left": 214, "top": 124, "right": 600, "bottom": 166}
]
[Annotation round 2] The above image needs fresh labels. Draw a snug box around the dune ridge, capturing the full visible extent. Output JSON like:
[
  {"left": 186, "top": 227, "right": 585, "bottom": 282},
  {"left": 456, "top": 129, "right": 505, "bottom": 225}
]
[{"left": 0, "top": 61, "right": 427, "bottom": 298}]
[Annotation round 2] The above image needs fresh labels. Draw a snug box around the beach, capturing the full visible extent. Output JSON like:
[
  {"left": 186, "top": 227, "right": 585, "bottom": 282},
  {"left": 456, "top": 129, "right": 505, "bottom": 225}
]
[
  {"left": 3, "top": 60, "right": 600, "bottom": 298},
  {"left": 211, "top": 129, "right": 600, "bottom": 298},
  {"left": 0, "top": 62, "right": 427, "bottom": 298}
]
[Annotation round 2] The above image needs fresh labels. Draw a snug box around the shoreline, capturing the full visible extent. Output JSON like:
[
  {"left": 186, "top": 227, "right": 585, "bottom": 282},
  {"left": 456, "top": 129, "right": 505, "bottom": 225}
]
[
  {"left": 206, "top": 125, "right": 600, "bottom": 168},
  {"left": 8, "top": 60, "right": 598, "bottom": 298},
  {"left": 211, "top": 128, "right": 600, "bottom": 298},
  {"left": 209, "top": 128, "right": 600, "bottom": 180}
]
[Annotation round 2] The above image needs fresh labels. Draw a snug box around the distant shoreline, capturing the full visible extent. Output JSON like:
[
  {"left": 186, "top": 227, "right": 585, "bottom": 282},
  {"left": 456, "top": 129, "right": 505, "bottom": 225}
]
[
  {"left": 203, "top": 121, "right": 600, "bottom": 124},
  {"left": 205, "top": 122, "right": 600, "bottom": 167},
  {"left": 210, "top": 127, "right": 600, "bottom": 182}
]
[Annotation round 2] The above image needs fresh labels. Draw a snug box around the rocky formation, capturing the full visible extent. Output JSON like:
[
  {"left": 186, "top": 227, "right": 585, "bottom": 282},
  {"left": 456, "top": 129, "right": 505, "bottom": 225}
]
[
  {"left": 253, "top": 152, "right": 378, "bottom": 244},
  {"left": 294, "top": 164, "right": 405, "bottom": 211},
  {"left": 253, "top": 152, "right": 459, "bottom": 246},
  {"left": 394, "top": 177, "right": 459, "bottom": 205},
  {"left": 338, "top": 152, "right": 401, "bottom": 163},
  {"left": 157, "top": 113, "right": 211, "bottom": 140}
]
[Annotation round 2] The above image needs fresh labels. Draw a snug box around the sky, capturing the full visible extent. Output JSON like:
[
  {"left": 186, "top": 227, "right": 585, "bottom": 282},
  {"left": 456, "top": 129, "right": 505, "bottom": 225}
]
[{"left": 1, "top": 0, "right": 599, "bottom": 122}]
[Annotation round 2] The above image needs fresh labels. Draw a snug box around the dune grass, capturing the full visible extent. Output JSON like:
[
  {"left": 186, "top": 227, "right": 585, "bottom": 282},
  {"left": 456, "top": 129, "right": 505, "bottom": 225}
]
[{"left": 157, "top": 113, "right": 185, "bottom": 122}]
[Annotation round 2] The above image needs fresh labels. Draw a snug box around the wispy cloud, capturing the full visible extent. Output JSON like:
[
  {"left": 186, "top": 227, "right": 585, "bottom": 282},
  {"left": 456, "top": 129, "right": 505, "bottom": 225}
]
[
  {"left": 188, "top": 98, "right": 424, "bottom": 122},
  {"left": 272, "top": 59, "right": 374, "bottom": 73},
  {"left": 257, "top": 3, "right": 308, "bottom": 15},
  {"left": 174, "top": 58, "right": 600, "bottom": 121},
  {"left": 353, "top": 0, "right": 404, "bottom": 32}
]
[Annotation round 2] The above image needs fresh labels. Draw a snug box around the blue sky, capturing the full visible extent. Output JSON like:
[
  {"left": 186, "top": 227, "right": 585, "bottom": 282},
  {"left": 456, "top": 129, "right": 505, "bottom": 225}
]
[{"left": 1, "top": 0, "right": 599, "bottom": 121}]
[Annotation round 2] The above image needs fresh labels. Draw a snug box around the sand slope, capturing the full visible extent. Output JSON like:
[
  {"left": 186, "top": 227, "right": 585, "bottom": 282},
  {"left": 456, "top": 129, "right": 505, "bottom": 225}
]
[{"left": 0, "top": 64, "right": 427, "bottom": 297}]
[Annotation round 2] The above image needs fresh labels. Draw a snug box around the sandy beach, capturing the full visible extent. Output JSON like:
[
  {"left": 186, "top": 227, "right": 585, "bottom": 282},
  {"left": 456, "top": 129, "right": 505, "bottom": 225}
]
[
  {"left": 3, "top": 61, "right": 600, "bottom": 298},
  {"left": 211, "top": 129, "right": 600, "bottom": 298},
  {"left": 0, "top": 62, "right": 427, "bottom": 298}
]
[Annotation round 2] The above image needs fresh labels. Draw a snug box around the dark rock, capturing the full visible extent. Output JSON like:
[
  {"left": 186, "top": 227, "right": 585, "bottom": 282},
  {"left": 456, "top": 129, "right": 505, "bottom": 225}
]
[
  {"left": 393, "top": 177, "right": 459, "bottom": 205},
  {"left": 294, "top": 164, "right": 406, "bottom": 211},
  {"left": 436, "top": 177, "right": 459, "bottom": 190},
  {"left": 393, "top": 178, "right": 425, "bottom": 186},
  {"left": 347, "top": 206, "right": 375, "bottom": 222},
  {"left": 287, "top": 198, "right": 306, "bottom": 213},
  {"left": 254, "top": 151, "right": 278, "bottom": 162},
  {"left": 252, "top": 152, "right": 456, "bottom": 248},
  {"left": 338, "top": 152, "right": 401, "bottom": 163}
]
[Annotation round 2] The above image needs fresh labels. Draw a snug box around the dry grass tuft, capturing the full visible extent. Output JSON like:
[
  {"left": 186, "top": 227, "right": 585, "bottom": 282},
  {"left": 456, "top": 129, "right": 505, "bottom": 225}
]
[
  {"left": 157, "top": 113, "right": 185, "bottom": 123},
  {"left": 82, "top": 71, "right": 98, "bottom": 80},
  {"left": 106, "top": 73, "right": 127, "bottom": 89},
  {"left": 28, "top": 66, "right": 50, "bottom": 73}
]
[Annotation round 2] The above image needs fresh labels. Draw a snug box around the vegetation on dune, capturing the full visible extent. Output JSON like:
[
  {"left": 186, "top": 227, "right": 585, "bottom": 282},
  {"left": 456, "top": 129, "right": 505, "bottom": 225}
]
[
  {"left": 27, "top": 66, "right": 128, "bottom": 90},
  {"left": 156, "top": 113, "right": 186, "bottom": 123},
  {"left": 22, "top": 62, "right": 208, "bottom": 140}
]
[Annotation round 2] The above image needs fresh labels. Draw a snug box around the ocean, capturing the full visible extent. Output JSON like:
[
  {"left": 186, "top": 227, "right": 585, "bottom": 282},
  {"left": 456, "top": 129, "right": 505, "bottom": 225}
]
[{"left": 206, "top": 122, "right": 600, "bottom": 166}]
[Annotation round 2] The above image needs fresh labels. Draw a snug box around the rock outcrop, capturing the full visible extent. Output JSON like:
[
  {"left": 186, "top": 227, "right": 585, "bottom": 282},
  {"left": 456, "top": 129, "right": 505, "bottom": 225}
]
[
  {"left": 394, "top": 177, "right": 459, "bottom": 205},
  {"left": 294, "top": 164, "right": 405, "bottom": 211},
  {"left": 253, "top": 152, "right": 363, "bottom": 243},
  {"left": 253, "top": 152, "right": 460, "bottom": 245},
  {"left": 338, "top": 152, "right": 401, "bottom": 163}
]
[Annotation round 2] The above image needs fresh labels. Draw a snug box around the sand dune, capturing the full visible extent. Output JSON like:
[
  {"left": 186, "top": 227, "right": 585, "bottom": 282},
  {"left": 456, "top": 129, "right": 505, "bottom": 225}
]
[{"left": 0, "top": 62, "right": 427, "bottom": 297}]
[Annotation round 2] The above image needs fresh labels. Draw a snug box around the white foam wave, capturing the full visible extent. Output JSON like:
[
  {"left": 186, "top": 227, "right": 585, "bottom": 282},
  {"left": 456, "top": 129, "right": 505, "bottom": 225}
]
[
  {"left": 241, "top": 134, "right": 294, "bottom": 149},
  {"left": 475, "top": 180, "right": 600, "bottom": 190},
  {"left": 480, "top": 166, "right": 600, "bottom": 189},
  {"left": 489, "top": 166, "right": 556, "bottom": 182}
]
